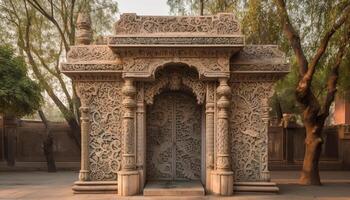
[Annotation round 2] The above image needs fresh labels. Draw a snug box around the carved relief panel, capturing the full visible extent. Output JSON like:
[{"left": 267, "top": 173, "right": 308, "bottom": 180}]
[
  {"left": 77, "top": 81, "right": 123, "bottom": 181},
  {"left": 146, "top": 92, "right": 202, "bottom": 180},
  {"left": 229, "top": 81, "right": 274, "bottom": 182}
]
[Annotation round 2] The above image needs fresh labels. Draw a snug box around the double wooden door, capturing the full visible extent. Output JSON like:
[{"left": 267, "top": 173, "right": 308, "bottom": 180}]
[{"left": 146, "top": 92, "right": 202, "bottom": 180}]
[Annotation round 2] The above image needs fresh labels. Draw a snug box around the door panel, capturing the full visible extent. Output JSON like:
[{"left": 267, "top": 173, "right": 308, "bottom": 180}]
[{"left": 146, "top": 92, "right": 201, "bottom": 180}]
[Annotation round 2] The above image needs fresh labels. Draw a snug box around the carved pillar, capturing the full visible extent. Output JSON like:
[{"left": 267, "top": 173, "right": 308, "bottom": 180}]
[
  {"left": 79, "top": 106, "right": 90, "bottom": 181},
  {"left": 260, "top": 90, "right": 272, "bottom": 181},
  {"left": 211, "top": 78, "right": 233, "bottom": 196},
  {"left": 118, "top": 78, "right": 140, "bottom": 196},
  {"left": 205, "top": 83, "right": 215, "bottom": 192},
  {"left": 136, "top": 83, "right": 146, "bottom": 189},
  {"left": 76, "top": 83, "right": 97, "bottom": 182}
]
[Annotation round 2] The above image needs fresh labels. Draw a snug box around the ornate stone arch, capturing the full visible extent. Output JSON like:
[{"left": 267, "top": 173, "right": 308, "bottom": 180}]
[{"left": 143, "top": 63, "right": 206, "bottom": 105}]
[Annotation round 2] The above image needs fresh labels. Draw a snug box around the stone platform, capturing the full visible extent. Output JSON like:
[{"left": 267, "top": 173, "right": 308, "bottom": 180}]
[
  {"left": 1, "top": 171, "right": 350, "bottom": 199},
  {"left": 143, "top": 181, "right": 205, "bottom": 196}
]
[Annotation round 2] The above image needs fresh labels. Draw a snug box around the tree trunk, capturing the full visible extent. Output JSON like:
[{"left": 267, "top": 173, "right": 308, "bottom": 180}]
[
  {"left": 200, "top": 0, "right": 204, "bottom": 15},
  {"left": 66, "top": 116, "right": 81, "bottom": 149},
  {"left": 38, "top": 109, "right": 56, "bottom": 172},
  {"left": 299, "top": 119, "right": 323, "bottom": 185},
  {"left": 275, "top": 95, "right": 283, "bottom": 124}
]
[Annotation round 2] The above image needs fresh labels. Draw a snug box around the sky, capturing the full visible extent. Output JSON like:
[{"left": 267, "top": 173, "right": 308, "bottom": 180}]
[{"left": 117, "top": 0, "right": 170, "bottom": 16}]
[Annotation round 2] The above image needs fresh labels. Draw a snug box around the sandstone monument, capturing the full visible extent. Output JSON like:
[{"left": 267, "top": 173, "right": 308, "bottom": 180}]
[{"left": 61, "top": 12, "right": 289, "bottom": 196}]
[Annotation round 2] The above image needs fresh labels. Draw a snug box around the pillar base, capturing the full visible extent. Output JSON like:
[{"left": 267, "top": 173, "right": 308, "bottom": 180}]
[
  {"left": 210, "top": 170, "right": 234, "bottom": 196},
  {"left": 117, "top": 170, "right": 140, "bottom": 196},
  {"left": 78, "top": 170, "right": 89, "bottom": 181}
]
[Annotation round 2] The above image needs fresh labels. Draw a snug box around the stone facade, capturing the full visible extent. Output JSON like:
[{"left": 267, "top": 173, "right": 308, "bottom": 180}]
[{"left": 62, "top": 13, "right": 289, "bottom": 196}]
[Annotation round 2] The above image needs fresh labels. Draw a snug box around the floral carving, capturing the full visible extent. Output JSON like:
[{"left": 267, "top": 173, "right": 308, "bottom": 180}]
[
  {"left": 115, "top": 13, "right": 240, "bottom": 35},
  {"left": 124, "top": 57, "right": 229, "bottom": 76},
  {"left": 144, "top": 68, "right": 206, "bottom": 104},
  {"left": 108, "top": 36, "right": 244, "bottom": 46},
  {"left": 67, "top": 46, "right": 118, "bottom": 62},
  {"left": 79, "top": 82, "right": 123, "bottom": 181},
  {"left": 229, "top": 82, "right": 274, "bottom": 181},
  {"left": 61, "top": 63, "right": 123, "bottom": 71}
]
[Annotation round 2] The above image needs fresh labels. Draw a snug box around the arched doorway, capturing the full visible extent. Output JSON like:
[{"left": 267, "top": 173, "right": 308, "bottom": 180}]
[{"left": 146, "top": 91, "right": 202, "bottom": 181}]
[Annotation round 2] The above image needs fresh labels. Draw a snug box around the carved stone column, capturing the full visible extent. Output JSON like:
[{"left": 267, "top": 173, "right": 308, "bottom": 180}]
[
  {"left": 136, "top": 83, "right": 146, "bottom": 189},
  {"left": 79, "top": 106, "right": 90, "bottom": 181},
  {"left": 260, "top": 93, "right": 271, "bottom": 181},
  {"left": 76, "top": 83, "right": 97, "bottom": 182},
  {"left": 205, "top": 83, "right": 215, "bottom": 192},
  {"left": 118, "top": 78, "right": 140, "bottom": 196},
  {"left": 211, "top": 78, "right": 233, "bottom": 196}
]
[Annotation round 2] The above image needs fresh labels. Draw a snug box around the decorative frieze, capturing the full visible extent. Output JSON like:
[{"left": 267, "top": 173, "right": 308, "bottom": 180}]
[
  {"left": 67, "top": 45, "right": 119, "bottom": 63},
  {"left": 114, "top": 13, "right": 241, "bottom": 35},
  {"left": 108, "top": 36, "right": 244, "bottom": 47},
  {"left": 144, "top": 69, "right": 206, "bottom": 104},
  {"left": 61, "top": 63, "right": 123, "bottom": 71}
]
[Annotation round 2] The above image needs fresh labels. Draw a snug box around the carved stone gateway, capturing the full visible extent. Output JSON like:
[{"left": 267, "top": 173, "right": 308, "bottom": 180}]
[{"left": 62, "top": 13, "right": 289, "bottom": 196}]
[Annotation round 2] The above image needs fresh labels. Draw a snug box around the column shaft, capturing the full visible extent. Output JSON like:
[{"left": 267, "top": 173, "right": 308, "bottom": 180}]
[
  {"left": 122, "top": 79, "right": 137, "bottom": 170},
  {"left": 211, "top": 78, "right": 233, "bottom": 196},
  {"left": 79, "top": 107, "right": 90, "bottom": 181},
  {"left": 118, "top": 78, "right": 140, "bottom": 196}
]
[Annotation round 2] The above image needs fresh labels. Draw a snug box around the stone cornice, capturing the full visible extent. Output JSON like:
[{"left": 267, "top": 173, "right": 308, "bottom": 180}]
[
  {"left": 230, "top": 71, "right": 289, "bottom": 82},
  {"left": 230, "top": 45, "right": 290, "bottom": 74},
  {"left": 108, "top": 35, "right": 245, "bottom": 47},
  {"left": 231, "top": 45, "right": 286, "bottom": 64}
]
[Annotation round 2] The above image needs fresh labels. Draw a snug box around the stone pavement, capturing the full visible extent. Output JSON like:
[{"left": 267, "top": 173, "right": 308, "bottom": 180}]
[{"left": 0, "top": 171, "right": 350, "bottom": 200}]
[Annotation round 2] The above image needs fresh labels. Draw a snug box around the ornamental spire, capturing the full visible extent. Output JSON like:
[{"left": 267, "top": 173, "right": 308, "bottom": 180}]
[{"left": 76, "top": 12, "right": 92, "bottom": 45}]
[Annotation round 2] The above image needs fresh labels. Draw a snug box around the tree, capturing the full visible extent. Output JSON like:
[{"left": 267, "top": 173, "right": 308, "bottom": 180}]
[
  {"left": 167, "top": 0, "right": 238, "bottom": 15},
  {"left": 0, "top": 44, "right": 42, "bottom": 117},
  {"left": 273, "top": 0, "right": 350, "bottom": 185},
  {"left": 0, "top": 0, "right": 118, "bottom": 146},
  {"left": 168, "top": 0, "right": 350, "bottom": 185},
  {"left": 38, "top": 108, "right": 56, "bottom": 172}
]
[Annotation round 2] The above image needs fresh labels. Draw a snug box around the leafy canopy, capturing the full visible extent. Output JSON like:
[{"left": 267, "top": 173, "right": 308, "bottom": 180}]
[{"left": 0, "top": 45, "right": 42, "bottom": 117}]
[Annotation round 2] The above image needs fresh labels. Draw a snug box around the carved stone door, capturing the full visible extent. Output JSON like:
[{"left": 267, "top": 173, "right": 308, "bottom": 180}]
[{"left": 146, "top": 91, "right": 202, "bottom": 181}]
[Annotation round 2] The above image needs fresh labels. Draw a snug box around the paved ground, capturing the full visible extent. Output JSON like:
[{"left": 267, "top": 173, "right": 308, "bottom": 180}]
[{"left": 1, "top": 171, "right": 350, "bottom": 200}]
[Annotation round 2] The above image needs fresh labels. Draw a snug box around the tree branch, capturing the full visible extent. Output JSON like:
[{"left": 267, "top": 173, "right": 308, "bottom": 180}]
[
  {"left": 319, "top": 31, "right": 350, "bottom": 121},
  {"left": 274, "top": 0, "right": 308, "bottom": 76},
  {"left": 306, "top": 4, "right": 350, "bottom": 82},
  {"left": 26, "top": 0, "right": 70, "bottom": 51}
]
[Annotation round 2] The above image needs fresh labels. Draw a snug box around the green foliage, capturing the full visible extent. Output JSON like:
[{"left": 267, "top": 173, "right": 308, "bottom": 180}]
[
  {"left": 0, "top": 45, "right": 42, "bottom": 117},
  {"left": 167, "top": 0, "right": 350, "bottom": 121},
  {"left": 0, "top": 0, "right": 118, "bottom": 122},
  {"left": 167, "top": 0, "right": 238, "bottom": 15},
  {"left": 271, "top": 58, "right": 301, "bottom": 115}
]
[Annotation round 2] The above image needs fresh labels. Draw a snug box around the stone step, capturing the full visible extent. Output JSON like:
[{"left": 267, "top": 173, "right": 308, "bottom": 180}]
[
  {"left": 72, "top": 181, "right": 118, "bottom": 194},
  {"left": 143, "top": 180, "right": 205, "bottom": 196},
  {"left": 234, "top": 181, "right": 279, "bottom": 193}
]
